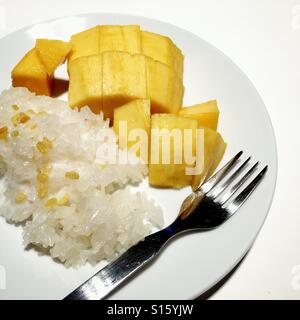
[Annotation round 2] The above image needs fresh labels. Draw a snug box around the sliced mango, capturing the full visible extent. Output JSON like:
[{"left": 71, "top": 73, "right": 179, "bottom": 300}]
[
  {"left": 68, "top": 54, "right": 103, "bottom": 114},
  {"left": 207, "top": 132, "right": 227, "bottom": 177},
  {"left": 178, "top": 100, "right": 219, "bottom": 130},
  {"left": 146, "top": 57, "right": 183, "bottom": 114},
  {"left": 149, "top": 115, "right": 226, "bottom": 189},
  {"left": 192, "top": 129, "right": 226, "bottom": 189},
  {"left": 121, "top": 25, "right": 142, "bottom": 53},
  {"left": 11, "top": 48, "right": 52, "bottom": 96},
  {"left": 192, "top": 127, "right": 218, "bottom": 189},
  {"left": 102, "top": 51, "right": 148, "bottom": 121},
  {"left": 149, "top": 114, "right": 198, "bottom": 189},
  {"left": 35, "top": 39, "right": 71, "bottom": 75},
  {"left": 69, "top": 25, "right": 141, "bottom": 63},
  {"left": 99, "top": 25, "right": 141, "bottom": 53},
  {"left": 69, "top": 26, "right": 100, "bottom": 62},
  {"left": 113, "top": 99, "right": 150, "bottom": 162},
  {"left": 141, "top": 31, "right": 184, "bottom": 78},
  {"left": 68, "top": 52, "right": 183, "bottom": 118},
  {"left": 67, "top": 26, "right": 184, "bottom": 118}
]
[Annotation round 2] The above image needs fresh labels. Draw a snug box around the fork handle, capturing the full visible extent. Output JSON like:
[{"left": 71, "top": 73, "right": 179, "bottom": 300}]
[{"left": 64, "top": 228, "right": 174, "bottom": 300}]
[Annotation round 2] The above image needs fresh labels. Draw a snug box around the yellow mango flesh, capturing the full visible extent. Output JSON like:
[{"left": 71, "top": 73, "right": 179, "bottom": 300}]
[
  {"left": 67, "top": 26, "right": 184, "bottom": 119},
  {"left": 146, "top": 58, "right": 183, "bottom": 114},
  {"left": 68, "top": 54, "right": 103, "bottom": 114},
  {"left": 192, "top": 129, "right": 226, "bottom": 189},
  {"left": 178, "top": 100, "right": 219, "bottom": 130},
  {"left": 69, "top": 27, "right": 184, "bottom": 76},
  {"left": 113, "top": 99, "right": 150, "bottom": 162},
  {"left": 141, "top": 31, "right": 184, "bottom": 78},
  {"left": 172, "top": 45, "right": 184, "bottom": 79},
  {"left": 68, "top": 52, "right": 183, "bottom": 119},
  {"left": 69, "top": 26, "right": 100, "bottom": 62},
  {"left": 69, "top": 25, "right": 141, "bottom": 63},
  {"left": 11, "top": 48, "right": 52, "bottom": 96},
  {"left": 102, "top": 51, "right": 148, "bottom": 121},
  {"left": 35, "top": 39, "right": 72, "bottom": 75},
  {"left": 99, "top": 25, "right": 141, "bottom": 53},
  {"left": 149, "top": 114, "right": 198, "bottom": 189},
  {"left": 207, "top": 132, "right": 227, "bottom": 177},
  {"left": 192, "top": 127, "right": 218, "bottom": 189}
]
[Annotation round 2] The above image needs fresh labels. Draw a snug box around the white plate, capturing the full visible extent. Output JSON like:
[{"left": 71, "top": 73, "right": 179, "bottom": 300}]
[{"left": 0, "top": 13, "right": 277, "bottom": 300}]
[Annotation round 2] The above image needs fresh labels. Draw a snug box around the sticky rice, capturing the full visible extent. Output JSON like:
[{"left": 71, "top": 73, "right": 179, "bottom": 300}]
[{"left": 0, "top": 88, "right": 163, "bottom": 267}]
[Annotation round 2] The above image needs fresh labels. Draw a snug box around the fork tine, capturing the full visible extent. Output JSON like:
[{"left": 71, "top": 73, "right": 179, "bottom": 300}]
[
  {"left": 200, "top": 151, "right": 243, "bottom": 193},
  {"left": 218, "top": 161, "right": 259, "bottom": 205},
  {"left": 207, "top": 156, "right": 251, "bottom": 199},
  {"left": 225, "top": 165, "right": 268, "bottom": 215}
]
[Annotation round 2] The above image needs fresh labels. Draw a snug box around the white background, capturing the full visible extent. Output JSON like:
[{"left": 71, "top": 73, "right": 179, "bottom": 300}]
[{"left": 0, "top": 0, "right": 299, "bottom": 300}]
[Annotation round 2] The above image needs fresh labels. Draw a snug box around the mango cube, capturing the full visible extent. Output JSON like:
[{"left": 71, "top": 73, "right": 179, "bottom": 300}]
[
  {"left": 99, "top": 25, "right": 141, "bottom": 53},
  {"left": 178, "top": 100, "right": 219, "bottom": 130},
  {"left": 113, "top": 99, "right": 150, "bottom": 162},
  {"left": 192, "top": 129, "right": 226, "bottom": 189},
  {"left": 69, "top": 25, "right": 141, "bottom": 63},
  {"left": 149, "top": 114, "right": 198, "bottom": 188},
  {"left": 11, "top": 49, "right": 52, "bottom": 96},
  {"left": 192, "top": 127, "right": 218, "bottom": 189},
  {"left": 102, "top": 51, "right": 148, "bottom": 121},
  {"left": 207, "top": 132, "right": 227, "bottom": 177},
  {"left": 141, "top": 31, "right": 184, "bottom": 78},
  {"left": 68, "top": 54, "right": 103, "bottom": 114},
  {"left": 69, "top": 26, "right": 100, "bottom": 62},
  {"left": 146, "top": 57, "right": 183, "bottom": 114},
  {"left": 35, "top": 39, "right": 71, "bottom": 75}
]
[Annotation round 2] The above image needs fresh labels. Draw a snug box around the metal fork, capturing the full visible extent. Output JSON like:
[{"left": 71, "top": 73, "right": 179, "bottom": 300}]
[{"left": 64, "top": 151, "right": 267, "bottom": 300}]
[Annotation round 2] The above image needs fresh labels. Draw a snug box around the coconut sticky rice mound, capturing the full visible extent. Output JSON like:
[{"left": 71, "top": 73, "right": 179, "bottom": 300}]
[{"left": 0, "top": 88, "right": 163, "bottom": 267}]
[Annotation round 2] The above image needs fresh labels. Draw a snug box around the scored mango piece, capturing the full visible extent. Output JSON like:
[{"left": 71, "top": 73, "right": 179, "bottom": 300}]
[
  {"left": 35, "top": 39, "right": 72, "bottom": 75},
  {"left": 178, "top": 100, "right": 219, "bottom": 130},
  {"left": 99, "top": 25, "right": 141, "bottom": 53},
  {"left": 69, "top": 26, "right": 100, "bottom": 62},
  {"left": 149, "top": 114, "right": 198, "bottom": 189},
  {"left": 68, "top": 54, "right": 103, "bottom": 114},
  {"left": 141, "top": 31, "right": 184, "bottom": 78},
  {"left": 192, "top": 127, "right": 218, "bottom": 189},
  {"left": 207, "top": 132, "right": 227, "bottom": 177},
  {"left": 113, "top": 99, "right": 150, "bottom": 162},
  {"left": 192, "top": 129, "right": 226, "bottom": 189},
  {"left": 146, "top": 57, "right": 183, "bottom": 114},
  {"left": 102, "top": 51, "right": 148, "bottom": 121},
  {"left": 69, "top": 25, "right": 141, "bottom": 63},
  {"left": 11, "top": 48, "right": 52, "bottom": 96}
]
